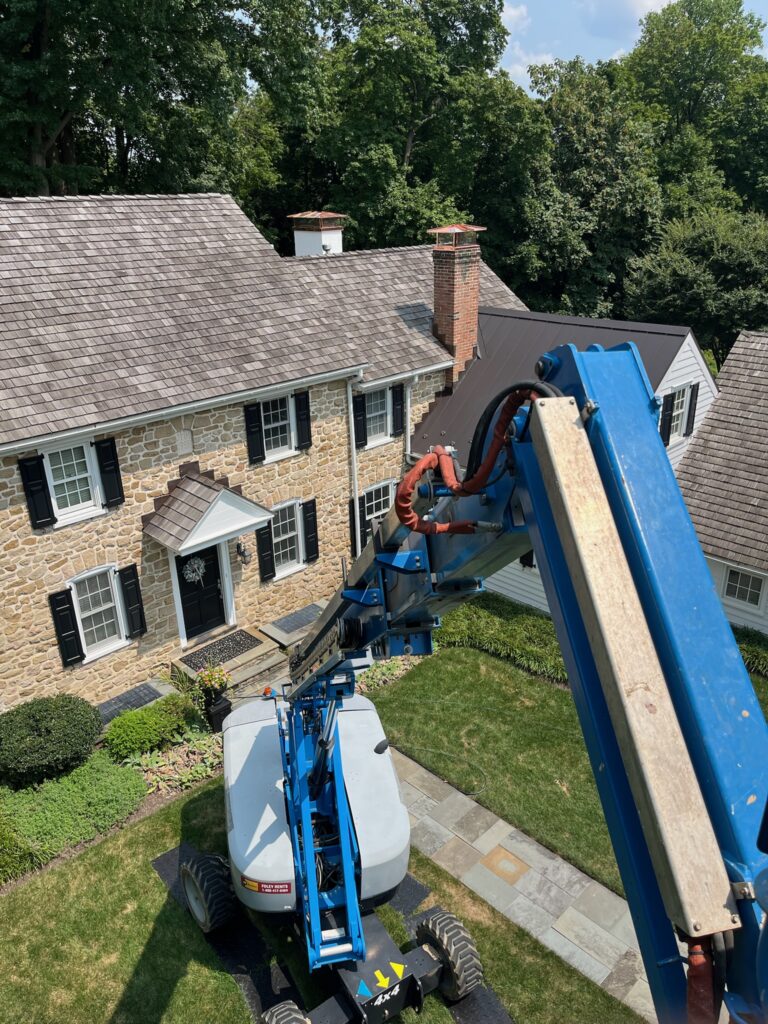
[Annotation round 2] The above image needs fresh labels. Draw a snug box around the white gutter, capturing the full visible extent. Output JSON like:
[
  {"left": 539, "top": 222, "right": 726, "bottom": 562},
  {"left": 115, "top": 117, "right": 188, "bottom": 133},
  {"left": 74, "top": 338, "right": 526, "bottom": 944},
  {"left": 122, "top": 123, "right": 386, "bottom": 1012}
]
[
  {"left": 347, "top": 377, "right": 362, "bottom": 557},
  {"left": 354, "top": 360, "right": 452, "bottom": 392},
  {"left": 0, "top": 364, "right": 368, "bottom": 457}
]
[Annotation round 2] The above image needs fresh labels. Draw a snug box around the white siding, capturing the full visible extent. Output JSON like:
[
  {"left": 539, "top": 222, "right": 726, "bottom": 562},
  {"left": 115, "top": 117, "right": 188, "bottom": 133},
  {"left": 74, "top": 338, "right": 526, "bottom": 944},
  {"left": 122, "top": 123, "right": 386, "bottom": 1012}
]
[
  {"left": 707, "top": 557, "right": 768, "bottom": 634},
  {"left": 487, "top": 560, "right": 549, "bottom": 612},
  {"left": 487, "top": 332, "right": 717, "bottom": 612},
  {"left": 658, "top": 333, "right": 718, "bottom": 471}
]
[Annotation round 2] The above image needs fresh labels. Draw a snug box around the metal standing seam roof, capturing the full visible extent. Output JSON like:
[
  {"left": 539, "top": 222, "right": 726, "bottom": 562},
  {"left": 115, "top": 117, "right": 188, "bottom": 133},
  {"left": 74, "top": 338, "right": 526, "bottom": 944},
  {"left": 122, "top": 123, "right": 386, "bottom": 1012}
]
[
  {"left": 0, "top": 194, "right": 523, "bottom": 448},
  {"left": 412, "top": 307, "right": 692, "bottom": 465},
  {"left": 677, "top": 331, "right": 768, "bottom": 574}
]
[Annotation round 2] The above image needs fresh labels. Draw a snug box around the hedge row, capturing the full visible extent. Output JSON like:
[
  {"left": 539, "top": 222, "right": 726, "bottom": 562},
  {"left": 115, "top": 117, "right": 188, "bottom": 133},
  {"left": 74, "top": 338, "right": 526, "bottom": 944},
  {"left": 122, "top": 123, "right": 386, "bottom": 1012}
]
[
  {"left": 0, "top": 751, "right": 145, "bottom": 884},
  {"left": 436, "top": 592, "right": 768, "bottom": 686},
  {"left": 435, "top": 593, "right": 567, "bottom": 683},
  {"left": 104, "top": 693, "right": 202, "bottom": 762}
]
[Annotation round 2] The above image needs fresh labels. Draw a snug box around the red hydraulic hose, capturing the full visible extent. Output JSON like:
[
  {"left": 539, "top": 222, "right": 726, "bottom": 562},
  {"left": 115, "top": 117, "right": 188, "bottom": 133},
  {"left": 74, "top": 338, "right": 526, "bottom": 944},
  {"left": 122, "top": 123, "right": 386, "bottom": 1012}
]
[
  {"left": 395, "top": 389, "right": 535, "bottom": 535},
  {"left": 687, "top": 937, "right": 718, "bottom": 1024}
]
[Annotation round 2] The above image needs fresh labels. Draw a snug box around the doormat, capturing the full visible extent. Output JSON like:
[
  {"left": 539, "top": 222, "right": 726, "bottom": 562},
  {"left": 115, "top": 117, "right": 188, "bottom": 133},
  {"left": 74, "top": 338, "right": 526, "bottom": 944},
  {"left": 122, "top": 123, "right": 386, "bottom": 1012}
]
[
  {"left": 153, "top": 843, "right": 514, "bottom": 1024},
  {"left": 180, "top": 630, "right": 262, "bottom": 672}
]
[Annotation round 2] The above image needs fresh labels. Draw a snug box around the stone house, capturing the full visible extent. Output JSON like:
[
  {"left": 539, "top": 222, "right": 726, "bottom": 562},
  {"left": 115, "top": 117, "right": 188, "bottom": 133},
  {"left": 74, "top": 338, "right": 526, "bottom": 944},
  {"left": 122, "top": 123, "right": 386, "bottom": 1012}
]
[{"left": 0, "top": 198, "right": 520, "bottom": 710}]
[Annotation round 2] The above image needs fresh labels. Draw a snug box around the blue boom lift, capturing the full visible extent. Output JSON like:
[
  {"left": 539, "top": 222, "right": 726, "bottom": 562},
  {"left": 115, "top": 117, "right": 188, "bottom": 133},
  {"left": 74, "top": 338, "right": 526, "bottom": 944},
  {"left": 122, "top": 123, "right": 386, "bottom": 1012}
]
[{"left": 181, "top": 341, "right": 768, "bottom": 1024}]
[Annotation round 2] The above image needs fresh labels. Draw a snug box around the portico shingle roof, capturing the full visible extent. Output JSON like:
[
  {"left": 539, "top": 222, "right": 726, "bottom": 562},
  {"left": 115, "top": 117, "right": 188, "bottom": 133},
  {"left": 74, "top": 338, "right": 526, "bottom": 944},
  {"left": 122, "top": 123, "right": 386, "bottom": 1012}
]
[{"left": 0, "top": 194, "right": 523, "bottom": 447}]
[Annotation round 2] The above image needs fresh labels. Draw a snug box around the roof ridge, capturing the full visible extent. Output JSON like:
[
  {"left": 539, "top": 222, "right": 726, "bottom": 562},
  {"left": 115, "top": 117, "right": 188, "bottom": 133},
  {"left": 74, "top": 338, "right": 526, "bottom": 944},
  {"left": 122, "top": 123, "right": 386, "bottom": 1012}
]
[
  {"left": 0, "top": 193, "right": 230, "bottom": 204},
  {"left": 288, "top": 243, "right": 432, "bottom": 261},
  {"left": 479, "top": 306, "right": 691, "bottom": 336}
]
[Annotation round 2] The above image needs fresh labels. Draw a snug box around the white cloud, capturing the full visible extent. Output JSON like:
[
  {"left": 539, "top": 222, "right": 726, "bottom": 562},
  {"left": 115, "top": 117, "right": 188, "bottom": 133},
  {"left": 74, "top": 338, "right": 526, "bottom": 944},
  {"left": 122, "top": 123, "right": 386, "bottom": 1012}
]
[
  {"left": 628, "top": 0, "right": 669, "bottom": 14},
  {"left": 504, "top": 40, "right": 556, "bottom": 87},
  {"left": 502, "top": 3, "right": 532, "bottom": 34}
]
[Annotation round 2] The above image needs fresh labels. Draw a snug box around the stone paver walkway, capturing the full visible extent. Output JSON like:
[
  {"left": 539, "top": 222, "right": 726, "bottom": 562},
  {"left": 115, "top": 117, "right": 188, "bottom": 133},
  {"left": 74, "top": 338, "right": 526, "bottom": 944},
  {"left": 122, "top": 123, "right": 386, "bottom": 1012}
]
[{"left": 391, "top": 747, "right": 658, "bottom": 1022}]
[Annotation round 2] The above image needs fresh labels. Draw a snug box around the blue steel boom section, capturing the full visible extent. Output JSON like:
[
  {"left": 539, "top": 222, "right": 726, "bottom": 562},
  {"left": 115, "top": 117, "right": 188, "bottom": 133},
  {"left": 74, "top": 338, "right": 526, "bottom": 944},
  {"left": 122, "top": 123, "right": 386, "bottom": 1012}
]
[{"left": 282, "top": 342, "right": 768, "bottom": 1024}]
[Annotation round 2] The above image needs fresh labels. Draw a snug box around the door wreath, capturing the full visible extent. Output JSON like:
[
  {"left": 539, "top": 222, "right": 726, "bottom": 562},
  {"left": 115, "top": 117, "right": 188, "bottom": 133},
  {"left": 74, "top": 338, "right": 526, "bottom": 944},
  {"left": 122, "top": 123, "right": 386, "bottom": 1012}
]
[{"left": 182, "top": 555, "right": 206, "bottom": 586}]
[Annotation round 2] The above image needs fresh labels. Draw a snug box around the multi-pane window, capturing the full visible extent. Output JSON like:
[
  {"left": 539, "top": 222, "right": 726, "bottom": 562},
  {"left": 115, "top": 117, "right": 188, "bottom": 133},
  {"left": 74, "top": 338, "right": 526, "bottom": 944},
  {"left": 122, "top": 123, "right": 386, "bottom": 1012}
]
[
  {"left": 74, "top": 569, "right": 122, "bottom": 654},
  {"left": 364, "top": 482, "right": 394, "bottom": 535},
  {"left": 272, "top": 502, "right": 302, "bottom": 572},
  {"left": 47, "top": 445, "right": 94, "bottom": 511},
  {"left": 365, "top": 389, "right": 390, "bottom": 442},
  {"left": 668, "top": 386, "right": 689, "bottom": 441},
  {"left": 725, "top": 568, "right": 763, "bottom": 607},
  {"left": 262, "top": 397, "right": 293, "bottom": 454}
]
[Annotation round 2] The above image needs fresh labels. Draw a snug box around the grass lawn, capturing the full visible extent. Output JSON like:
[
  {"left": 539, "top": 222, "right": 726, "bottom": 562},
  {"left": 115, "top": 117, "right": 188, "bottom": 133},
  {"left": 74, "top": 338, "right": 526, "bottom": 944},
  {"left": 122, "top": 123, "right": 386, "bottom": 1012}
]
[
  {"left": 371, "top": 647, "right": 622, "bottom": 893},
  {"left": 0, "top": 777, "right": 642, "bottom": 1024},
  {"left": 752, "top": 672, "right": 768, "bottom": 718}
]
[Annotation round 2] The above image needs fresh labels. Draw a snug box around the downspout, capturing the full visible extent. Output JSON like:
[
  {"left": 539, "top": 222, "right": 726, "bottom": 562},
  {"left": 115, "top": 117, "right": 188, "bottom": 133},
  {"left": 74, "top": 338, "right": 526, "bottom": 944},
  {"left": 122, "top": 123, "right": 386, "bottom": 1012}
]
[
  {"left": 347, "top": 376, "right": 362, "bottom": 555},
  {"left": 405, "top": 377, "right": 414, "bottom": 459}
]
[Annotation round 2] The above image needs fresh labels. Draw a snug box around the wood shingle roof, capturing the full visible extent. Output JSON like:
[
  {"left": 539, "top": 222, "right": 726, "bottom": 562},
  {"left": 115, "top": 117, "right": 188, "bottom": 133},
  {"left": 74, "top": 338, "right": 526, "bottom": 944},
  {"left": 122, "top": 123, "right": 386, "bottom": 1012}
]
[
  {"left": 678, "top": 331, "right": 768, "bottom": 573},
  {"left": 0, "top": 193, "right": 522, "bottom": 447}
]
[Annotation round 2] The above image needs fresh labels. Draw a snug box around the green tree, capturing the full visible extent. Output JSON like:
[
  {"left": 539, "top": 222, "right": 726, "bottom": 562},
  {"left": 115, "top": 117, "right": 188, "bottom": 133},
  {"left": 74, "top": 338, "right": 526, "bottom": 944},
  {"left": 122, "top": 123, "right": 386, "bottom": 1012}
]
[
  {"left": 624, "top": 207, "right": 768, "bottom": 366},
  {"left": 626, "top": 0, "right": 764, "bottom": 134},
  {"left": 0, "top": 0, "right": 246, "bottom": 195},
  {"left": 523, "top": 59, "right": 661, "bottom": 316}
]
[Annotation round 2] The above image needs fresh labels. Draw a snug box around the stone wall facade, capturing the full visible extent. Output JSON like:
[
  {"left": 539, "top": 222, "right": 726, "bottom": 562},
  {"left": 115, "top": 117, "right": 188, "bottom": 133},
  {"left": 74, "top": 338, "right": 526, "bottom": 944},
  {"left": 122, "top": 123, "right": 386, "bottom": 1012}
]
[{"left": 0, "top": 371, "right": 444, "bottom": 710}]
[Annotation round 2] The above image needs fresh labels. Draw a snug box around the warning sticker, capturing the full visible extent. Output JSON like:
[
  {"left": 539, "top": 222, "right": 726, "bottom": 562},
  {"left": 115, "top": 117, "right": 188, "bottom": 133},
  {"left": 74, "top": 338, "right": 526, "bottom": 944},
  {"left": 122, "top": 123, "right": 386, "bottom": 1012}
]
[{"left": 241, "top": 876, "right": 292, "bottom": 894}]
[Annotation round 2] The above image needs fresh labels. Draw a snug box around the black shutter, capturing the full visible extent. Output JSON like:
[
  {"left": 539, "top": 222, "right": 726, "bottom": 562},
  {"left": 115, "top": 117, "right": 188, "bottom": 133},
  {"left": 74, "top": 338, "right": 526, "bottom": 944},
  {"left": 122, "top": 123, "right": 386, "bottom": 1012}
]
[
  {"left": 352, "top": 393, "right": 367, "bottom": 449},
  {"left": 256, "top": 524, "right": 276, "bottom": 581},
  {"left": 520, "top": 549, "right": 535, "bottom": 569},
  {"left": 93, "top": 437, "right": 125, "bottom": 507},
  {"left": 49, "top": 589, "right": 85, "bottom": 667},
  {"left": 659, "top": 392, "right": 674, "bottom": 447},
  {"left": 302, "top": 499, "right": 319, "bottom": 563},
  {"left": 349, "top": 498, "right": 359, "bottom": 556},
  {"left": 295, "top": 391, "right": 312, "bottom": 450},
  {"left": 684, "top": 383, "right": 699, "bottom": 437},
  {"left": 117, "top": 564, "right": 146, "bottom": 638},
  {"left": 358, "top": 494, "right": 370, "bottom": 548},
  {"left": 391, "top": 383, "right": 405, "bottom": 437},
  {"left": 18, "top": 454, "right": 56, "bottom": 529},
  {"left": 244, "top": 403, "right": 265, "bottom": 464}
]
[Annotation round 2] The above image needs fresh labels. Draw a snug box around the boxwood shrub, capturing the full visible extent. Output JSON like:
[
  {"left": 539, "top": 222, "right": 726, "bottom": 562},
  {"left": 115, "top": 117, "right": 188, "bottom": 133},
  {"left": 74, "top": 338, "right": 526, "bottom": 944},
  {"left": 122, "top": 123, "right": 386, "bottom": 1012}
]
[
  {"left": 0, "top": 751, "right": 145, "bottom": 881},
  {"left": 0, "top": 694, "right": 101, "bottom": 787},
  {"left": 104, "top": 693, "right": 202, "bottom": 762}
]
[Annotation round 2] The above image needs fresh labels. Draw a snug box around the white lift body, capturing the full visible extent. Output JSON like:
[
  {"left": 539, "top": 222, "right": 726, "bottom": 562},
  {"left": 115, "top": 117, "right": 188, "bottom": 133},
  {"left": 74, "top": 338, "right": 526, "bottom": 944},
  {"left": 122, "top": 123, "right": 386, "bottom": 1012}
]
[{"left": 223, "top": 694, "right": 410, "bottom": 914}]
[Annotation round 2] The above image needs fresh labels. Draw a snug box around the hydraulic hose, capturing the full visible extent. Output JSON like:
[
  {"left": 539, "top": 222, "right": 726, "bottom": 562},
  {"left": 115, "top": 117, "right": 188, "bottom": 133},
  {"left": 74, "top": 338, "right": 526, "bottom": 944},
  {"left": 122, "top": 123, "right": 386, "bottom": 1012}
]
[{"left": 395, "top": 382, "right": 555, "bottom": 536}]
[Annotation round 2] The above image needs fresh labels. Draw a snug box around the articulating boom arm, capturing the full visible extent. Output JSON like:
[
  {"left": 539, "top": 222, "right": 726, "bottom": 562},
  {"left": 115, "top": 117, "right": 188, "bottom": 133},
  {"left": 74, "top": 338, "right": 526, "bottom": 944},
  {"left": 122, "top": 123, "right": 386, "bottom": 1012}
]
[{"left": 284, "top": 341, "right": 768, "bottom": 1024}]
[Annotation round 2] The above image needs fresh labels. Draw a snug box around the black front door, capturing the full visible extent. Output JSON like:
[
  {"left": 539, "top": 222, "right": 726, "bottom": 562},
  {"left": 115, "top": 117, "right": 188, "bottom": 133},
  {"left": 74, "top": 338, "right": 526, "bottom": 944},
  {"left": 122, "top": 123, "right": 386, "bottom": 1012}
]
[{"left": 176, "top": 546, "right": 226, "bottom": 640}]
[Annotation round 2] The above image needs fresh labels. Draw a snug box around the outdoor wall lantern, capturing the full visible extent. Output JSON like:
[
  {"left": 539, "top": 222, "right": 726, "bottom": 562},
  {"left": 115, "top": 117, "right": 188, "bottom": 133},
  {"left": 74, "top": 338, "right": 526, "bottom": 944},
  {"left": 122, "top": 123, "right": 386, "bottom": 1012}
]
[{"left": 236, "top": 542, "right": 253, "bottom": 566}]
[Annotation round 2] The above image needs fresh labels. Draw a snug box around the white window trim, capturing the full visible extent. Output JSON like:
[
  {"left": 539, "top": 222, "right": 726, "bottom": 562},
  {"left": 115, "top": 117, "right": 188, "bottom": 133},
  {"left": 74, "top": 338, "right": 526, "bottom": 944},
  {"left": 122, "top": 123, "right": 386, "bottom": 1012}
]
[
  {"left": 361, "top": 479, "right": 396, "bottom": 537},
  {"left": 364, "top": 388, "right": 394, "bottom": 450},
  {"left": 261, "top": 394, "right": 299, "bottom": 463},
  {"left": 664, "top": 384, "right": 692, "bottom": 447},
  {"left": 40, "top": 438, "right": 106, "bottom": 528},
  {"left": 271, "top": 498, "right": 307, "bottom": 581},
  {"left": 67, "top": 564, "right": 132, "bottom": 664},
  {"left": 722, "top": 564, "right": 766, "bottom": 611}
]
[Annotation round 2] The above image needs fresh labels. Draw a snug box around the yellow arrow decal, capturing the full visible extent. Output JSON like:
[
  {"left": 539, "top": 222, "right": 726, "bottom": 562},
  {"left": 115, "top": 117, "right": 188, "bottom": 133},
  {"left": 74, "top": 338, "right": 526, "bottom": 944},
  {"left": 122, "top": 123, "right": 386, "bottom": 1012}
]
[
  {"left": 374, "top": 969, "right": 391, "bottom": 989},
  {"left": 390, "top": 962, "right": 405, "bottom": 980}
]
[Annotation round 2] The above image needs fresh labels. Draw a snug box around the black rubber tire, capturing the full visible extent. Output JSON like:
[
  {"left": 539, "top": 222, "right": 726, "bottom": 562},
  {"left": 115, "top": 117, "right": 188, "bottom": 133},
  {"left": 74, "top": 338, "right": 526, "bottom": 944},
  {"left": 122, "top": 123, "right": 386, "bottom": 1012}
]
[
  {"left": 179, "top": 853, "right": 237, "bottom": 933},
  {"left": 262, "top": 1001, "right": 308, "bottom": 1024},
  {"left": 416, "top": 910, "right": 483, "bottom": 1002}
]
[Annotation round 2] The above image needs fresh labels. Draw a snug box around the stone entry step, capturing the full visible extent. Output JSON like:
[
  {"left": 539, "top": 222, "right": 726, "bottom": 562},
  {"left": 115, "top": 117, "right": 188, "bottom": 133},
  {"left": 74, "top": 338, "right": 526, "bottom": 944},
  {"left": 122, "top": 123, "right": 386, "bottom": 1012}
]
[{"left": 171, "top": 627, "right": 279, "bottom": 686}]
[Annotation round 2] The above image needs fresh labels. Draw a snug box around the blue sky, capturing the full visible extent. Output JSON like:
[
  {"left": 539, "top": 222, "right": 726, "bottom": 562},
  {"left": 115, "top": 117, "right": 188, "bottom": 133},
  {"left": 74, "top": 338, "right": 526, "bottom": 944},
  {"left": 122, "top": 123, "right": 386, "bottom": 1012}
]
[{"left": 502, "top": 0, "right": 768, "bottom": 90}]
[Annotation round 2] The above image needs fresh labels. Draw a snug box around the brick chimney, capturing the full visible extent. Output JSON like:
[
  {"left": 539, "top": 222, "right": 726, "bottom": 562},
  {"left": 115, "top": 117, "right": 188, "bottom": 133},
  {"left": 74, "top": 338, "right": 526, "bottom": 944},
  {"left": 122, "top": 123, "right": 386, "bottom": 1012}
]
[
  {"left": 288, "top": 211, "right": 347, "bottom": 257},
  {"left": 429, "top": 224, "right": 486, "bottom": 384}
]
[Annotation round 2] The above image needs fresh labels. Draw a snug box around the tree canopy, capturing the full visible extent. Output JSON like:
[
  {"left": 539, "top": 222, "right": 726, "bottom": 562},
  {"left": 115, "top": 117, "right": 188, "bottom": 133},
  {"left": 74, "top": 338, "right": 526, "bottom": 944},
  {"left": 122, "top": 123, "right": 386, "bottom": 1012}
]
[{"left": 2, "top": 0, "right": 768, "bottom": 363}]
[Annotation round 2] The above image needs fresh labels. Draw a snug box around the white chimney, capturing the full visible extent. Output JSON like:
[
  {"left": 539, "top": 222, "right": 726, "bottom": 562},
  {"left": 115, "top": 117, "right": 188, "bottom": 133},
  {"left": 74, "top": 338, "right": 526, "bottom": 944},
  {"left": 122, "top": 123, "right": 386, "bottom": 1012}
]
[{"left": 288, "top": 211, "right": 347, "bottom": 257}]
